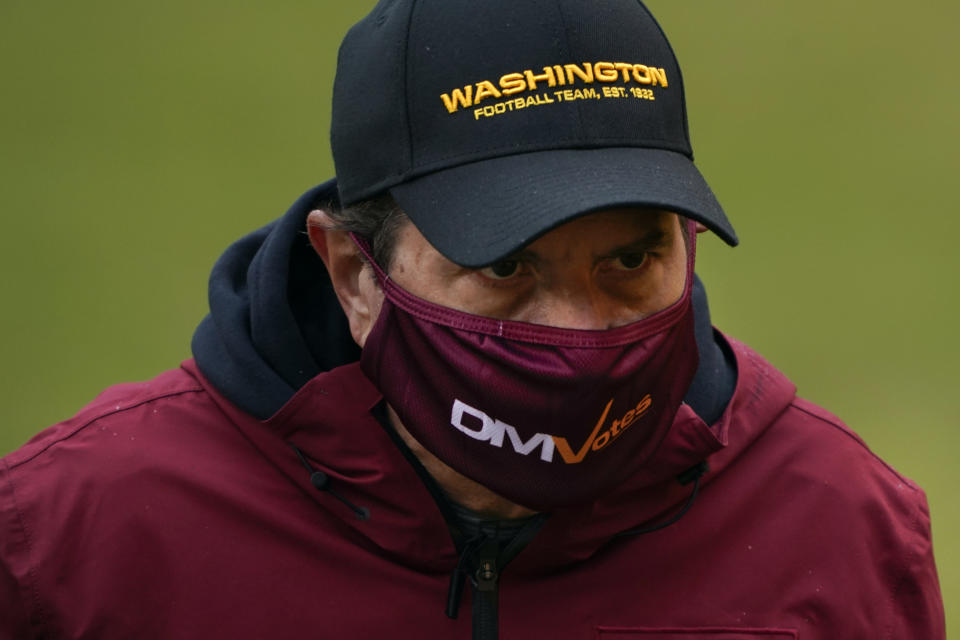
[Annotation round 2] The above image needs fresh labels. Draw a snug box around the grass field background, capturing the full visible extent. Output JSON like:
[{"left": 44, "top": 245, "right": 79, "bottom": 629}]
[{"left": 1, "top": 1, "right": 956, "bottom": 630}]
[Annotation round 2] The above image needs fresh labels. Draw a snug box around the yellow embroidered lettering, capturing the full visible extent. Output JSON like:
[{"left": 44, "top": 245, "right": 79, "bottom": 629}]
[
  {"left": 441, "top": 86, "right": 474, "bottom": 114},
  {"left": 473, "top": 80, "right": 502, "bottom": 105},
  {"left": 633, "top": 65, "right": 652, "bottom": 85},
  {"left": 554, "top": 65, "right": 566, "bottom": 86},
  {"left": 650, "top": 67, "right": 668, "bottom": 87},
  {"left": 614, "top": 62, "right": 635, "bottom": 82},
  {"left": 594, "top": 62, "right": 619, "bottom": 82},
  {"left": 443, "top": 62, "right": 667, "bottom": 116},
  {"left": 524, "top": 66, "right": 557, "bottom": 91},
  {"left": 630, "top": 87, "right": 651, "bottom": 100},
  {"left": 565, "top": 63, "right": 594, "bottom": 84},
  {"left": 500, "top": 73, "right": 527, "bottom": 96}
]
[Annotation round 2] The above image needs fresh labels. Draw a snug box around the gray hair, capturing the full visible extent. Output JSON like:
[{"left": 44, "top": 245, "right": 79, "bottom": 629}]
[{"left": 323, "top": 194, "right": 409, "bottom": 270}]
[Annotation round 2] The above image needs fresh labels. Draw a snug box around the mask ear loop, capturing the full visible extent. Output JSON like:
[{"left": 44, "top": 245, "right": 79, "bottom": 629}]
[
  {"left": 350, "top": 232, "right": 390, "bottom": 283},
  {"left": 684, "top": 217, "right": 698, "bottom": 293}
]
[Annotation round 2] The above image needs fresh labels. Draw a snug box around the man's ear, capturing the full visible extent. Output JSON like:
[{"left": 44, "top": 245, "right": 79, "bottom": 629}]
[{"left": 306, "top": 210, "right": 382, "bottom": 347}]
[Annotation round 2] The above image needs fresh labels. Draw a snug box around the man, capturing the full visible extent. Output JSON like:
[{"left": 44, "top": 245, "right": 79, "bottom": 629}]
[{"left": 0, "top": 1, "right": 944, "bottom": 638}]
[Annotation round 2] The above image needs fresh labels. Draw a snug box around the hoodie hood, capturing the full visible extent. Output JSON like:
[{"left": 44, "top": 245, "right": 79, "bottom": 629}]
[
  {"left": 192, "top": 180, "right": 735, "bottom": 425},
  {"left": 192, "top": 182, "right": 359, "bottom": 419}
]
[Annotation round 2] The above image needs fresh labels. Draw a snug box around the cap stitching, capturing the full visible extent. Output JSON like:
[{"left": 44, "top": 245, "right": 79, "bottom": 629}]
[
  {"left": 401, "top": 0, "right": 421, "bottom": 172},
  {"left": 636, "top": 0, "right": 692, "bottom": 158},
  {"left": 553, "top": 0, "right": 586, "bottom": 136}
]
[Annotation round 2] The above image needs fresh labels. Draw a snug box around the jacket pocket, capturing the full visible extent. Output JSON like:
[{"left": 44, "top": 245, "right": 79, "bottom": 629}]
[{"left": 596, "top": 628, "right": 797, "bottom": 639}]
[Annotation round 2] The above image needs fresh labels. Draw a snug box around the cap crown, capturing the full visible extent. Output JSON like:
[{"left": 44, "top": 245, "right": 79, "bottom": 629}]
[{"left": 333, "top": 0, "right": 692, "bottom": 205}]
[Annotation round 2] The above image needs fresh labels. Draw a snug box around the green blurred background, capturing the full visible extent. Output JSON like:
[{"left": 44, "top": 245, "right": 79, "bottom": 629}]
[{"left": 1, "top": 0, "right": 956, "bottom": 630}]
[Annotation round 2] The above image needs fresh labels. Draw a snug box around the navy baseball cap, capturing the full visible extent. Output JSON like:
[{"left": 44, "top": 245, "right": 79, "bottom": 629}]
[{"left": 331, "top": 0, "right": 738, "bottom": 268}]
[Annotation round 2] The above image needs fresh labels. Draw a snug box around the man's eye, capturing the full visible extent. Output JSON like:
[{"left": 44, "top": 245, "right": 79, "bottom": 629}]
[
  {"left": 612, "top": 252, "right": 648, "bottom": 271},
  {"left": 480, "top": 260, "right": 521, "bottom": 280}
]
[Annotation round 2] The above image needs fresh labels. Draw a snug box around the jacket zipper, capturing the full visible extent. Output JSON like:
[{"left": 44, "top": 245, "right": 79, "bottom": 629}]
[{"left": 471, "top": 538, "right": 500, "bottom": 640}]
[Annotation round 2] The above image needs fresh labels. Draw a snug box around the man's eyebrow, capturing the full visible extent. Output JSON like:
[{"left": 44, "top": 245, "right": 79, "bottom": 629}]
[
  {"left": 488, "top": 226, "right": 671, "bottom": 266},
  {"left": 601, "top": 228, "right": 670, "bottom": 257}
]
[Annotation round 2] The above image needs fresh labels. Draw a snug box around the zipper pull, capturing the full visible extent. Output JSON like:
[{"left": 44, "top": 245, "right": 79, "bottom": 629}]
[
  {"left": 471, "top": 539, "right": 501, "bottom": 640},
  {"left": 472, "top": 538, "right": 500, "bottom": 592},
  {"left": 475, "top": 556, "right": 498, "bottom": 592}
]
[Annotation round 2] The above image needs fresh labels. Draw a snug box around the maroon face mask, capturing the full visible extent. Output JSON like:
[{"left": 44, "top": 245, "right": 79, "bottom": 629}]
[{"left": 356, "top": 223, "right": 699, "bottom": 511}]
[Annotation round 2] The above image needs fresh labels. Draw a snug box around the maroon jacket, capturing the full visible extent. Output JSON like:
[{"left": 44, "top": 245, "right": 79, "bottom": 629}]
[
  {"left": 0, "top": 184, "right": 945, "bottom": 637},
  {"left": 0, "top": 338, "right": 944, "bottom": 638}
]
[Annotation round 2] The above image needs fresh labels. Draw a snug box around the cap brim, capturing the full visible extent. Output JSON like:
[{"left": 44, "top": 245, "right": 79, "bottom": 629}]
[{"left": 389, "top": 147, "right": 738, "bottom": 268}]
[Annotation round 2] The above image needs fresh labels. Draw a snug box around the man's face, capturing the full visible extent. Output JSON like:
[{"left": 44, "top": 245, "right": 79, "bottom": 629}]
[
  {"left": 383, "top": 208, "right": 688, "bottom": 331},
  {"left": 322, "top": 207, "right": 690, "bottom": 517}
]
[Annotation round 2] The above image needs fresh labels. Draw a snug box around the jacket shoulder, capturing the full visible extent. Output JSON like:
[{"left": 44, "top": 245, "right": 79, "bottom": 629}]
[
  {"left": 0, "top": 366, "right": 232, "bottom": 637},
  {"left": 4, "top": 366, "right": 205, "bottom": 470},
  {"left": 777, "top": 396, "right": 924, "bottom": 501},
  {"left": 763, "top": 396, "right": 944, "bottom": 636},
  {"left": 717, "top": 338, "right": 944, "bottom": 636}
]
